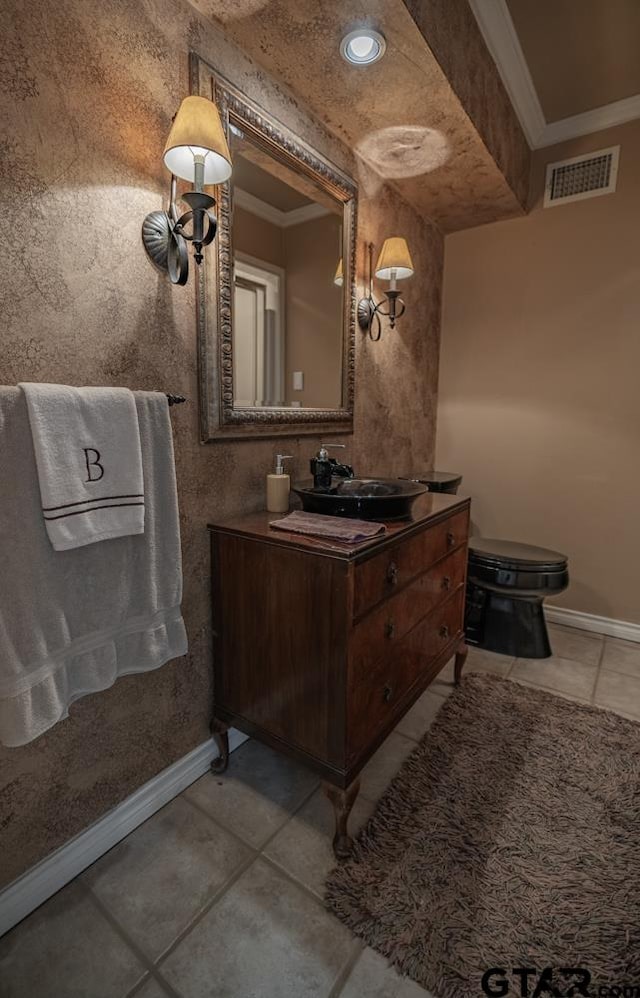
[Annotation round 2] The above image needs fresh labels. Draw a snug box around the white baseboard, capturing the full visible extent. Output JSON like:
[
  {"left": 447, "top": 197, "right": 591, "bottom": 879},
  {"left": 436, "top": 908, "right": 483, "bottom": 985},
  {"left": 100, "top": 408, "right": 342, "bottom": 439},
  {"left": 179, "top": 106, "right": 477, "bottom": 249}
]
[
  {"left": 545, "top": 605, "right": 640, "bottom": 644},
  {"left": 0, "top": 728, "right": 247, "bottom": 938}
]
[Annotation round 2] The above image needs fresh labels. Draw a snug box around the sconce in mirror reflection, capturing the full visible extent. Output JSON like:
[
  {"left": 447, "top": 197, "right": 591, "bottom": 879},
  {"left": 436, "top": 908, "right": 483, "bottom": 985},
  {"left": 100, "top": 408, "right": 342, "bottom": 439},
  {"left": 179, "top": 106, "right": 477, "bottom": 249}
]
[
  {"left": 357, "top": 237, "right": 414, "bottom": 341},
  {"left": 142, "top": 95, "right": 232, "bottom": 286}
]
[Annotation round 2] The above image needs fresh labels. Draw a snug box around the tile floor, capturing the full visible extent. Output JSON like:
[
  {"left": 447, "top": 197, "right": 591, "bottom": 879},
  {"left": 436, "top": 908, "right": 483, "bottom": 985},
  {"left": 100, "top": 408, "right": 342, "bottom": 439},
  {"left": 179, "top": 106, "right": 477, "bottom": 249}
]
[{"left": 2, "top": 624, "right": 640, "bottom": 998}]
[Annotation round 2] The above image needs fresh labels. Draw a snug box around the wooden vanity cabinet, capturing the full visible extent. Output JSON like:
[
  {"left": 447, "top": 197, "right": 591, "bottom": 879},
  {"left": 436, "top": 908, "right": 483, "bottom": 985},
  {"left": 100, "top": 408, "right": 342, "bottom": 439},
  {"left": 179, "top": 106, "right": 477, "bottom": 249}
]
[{"left": 208, "top": 493, "right": 470, "bottom": 857}]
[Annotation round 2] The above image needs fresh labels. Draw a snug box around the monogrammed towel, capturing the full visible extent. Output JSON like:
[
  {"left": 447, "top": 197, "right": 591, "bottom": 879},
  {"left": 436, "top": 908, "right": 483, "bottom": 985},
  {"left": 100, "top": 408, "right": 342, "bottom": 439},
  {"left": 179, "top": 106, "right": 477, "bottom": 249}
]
[
  {"left": 19, "top": 383, "right": 144, "bottom": 550},
  {"left": 0, "top": 388, "right": 188, "bottom": 747}
]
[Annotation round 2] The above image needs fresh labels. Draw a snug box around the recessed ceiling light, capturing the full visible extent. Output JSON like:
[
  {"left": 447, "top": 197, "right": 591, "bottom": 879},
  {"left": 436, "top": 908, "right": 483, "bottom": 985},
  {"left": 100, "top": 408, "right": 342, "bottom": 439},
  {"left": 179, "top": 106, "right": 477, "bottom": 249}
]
[{"left": 340, "top": 28, "right": 386, "bottom": 66}]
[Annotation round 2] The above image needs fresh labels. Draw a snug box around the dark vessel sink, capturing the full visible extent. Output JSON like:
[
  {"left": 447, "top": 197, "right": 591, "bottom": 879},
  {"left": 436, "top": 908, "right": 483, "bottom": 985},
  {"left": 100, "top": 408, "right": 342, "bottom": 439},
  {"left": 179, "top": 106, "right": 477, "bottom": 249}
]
[{"left": 292, "top": 478, "right": 428, "bottom": 521}]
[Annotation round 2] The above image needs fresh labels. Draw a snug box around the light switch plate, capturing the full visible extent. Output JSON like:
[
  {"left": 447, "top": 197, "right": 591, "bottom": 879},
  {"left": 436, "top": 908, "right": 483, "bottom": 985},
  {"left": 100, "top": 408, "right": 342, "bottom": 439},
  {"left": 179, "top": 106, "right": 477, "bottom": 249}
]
[{"left": 293, "top": 371, "right": 304, "bottom": 391}]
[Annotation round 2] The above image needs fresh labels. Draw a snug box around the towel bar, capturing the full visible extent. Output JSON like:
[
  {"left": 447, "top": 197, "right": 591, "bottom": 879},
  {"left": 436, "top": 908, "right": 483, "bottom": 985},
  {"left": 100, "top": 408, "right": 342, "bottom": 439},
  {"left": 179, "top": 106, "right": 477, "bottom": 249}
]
[{"left": 2, "top": 385, "right": 187, "bottom": 407}]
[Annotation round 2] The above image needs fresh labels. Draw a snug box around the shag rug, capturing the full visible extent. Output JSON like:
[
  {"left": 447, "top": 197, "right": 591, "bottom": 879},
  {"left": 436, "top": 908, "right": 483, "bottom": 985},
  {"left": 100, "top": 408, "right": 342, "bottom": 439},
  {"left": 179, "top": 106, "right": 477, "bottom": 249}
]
[{"left": 326, "top": 673, "right": 640, "bottom": 998}]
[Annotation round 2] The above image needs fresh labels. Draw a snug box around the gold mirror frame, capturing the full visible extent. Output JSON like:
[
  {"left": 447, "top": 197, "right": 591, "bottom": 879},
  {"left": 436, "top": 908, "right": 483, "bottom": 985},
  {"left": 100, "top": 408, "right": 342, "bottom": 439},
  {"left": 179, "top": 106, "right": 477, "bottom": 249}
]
[{"left": 190, "top": 53, "right": 357, "bottom": 441}]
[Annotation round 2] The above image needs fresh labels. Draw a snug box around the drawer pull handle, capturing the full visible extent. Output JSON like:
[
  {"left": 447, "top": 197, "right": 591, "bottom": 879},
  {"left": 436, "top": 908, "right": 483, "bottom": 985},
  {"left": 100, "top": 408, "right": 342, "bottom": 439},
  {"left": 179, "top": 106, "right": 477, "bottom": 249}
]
[
  {"left": 439, "top": 624, "right": 450, "bottom": 639},
  {"left": 446, "top": 531, "right": 456, "bottom": 548},
  {"left": 386, "top": 562, "right": 398, "bottom": 586},
  {"left": 385, "top": 620, "right": 396, "bottom": 639},
  {"left": 442, "top": 575, "right": 452, "bottom": 590},
  {"left": 383, "top": 684, "right": 393, "bottom": 703}
]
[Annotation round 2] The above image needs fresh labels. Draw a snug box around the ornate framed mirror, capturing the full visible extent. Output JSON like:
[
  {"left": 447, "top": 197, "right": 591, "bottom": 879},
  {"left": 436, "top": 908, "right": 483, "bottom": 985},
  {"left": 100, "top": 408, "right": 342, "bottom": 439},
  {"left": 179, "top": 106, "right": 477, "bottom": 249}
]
[{"left": 190, "top": 54, "right": 357, "bottom": 441}]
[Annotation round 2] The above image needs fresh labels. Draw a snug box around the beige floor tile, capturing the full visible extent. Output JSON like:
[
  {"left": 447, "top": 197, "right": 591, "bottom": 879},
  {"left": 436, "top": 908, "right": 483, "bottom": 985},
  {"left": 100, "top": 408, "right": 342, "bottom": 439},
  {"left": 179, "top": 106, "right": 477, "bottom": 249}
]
[
  {"left": 264, "top": 787, "right": 376, "bottom": 898},
  {"left": 395, "top": 689, "right": 446, "bottom": 741},
  {"left": 601, "top": 637, "right": 640, "bottom": 679},
  {"left": 339, "top": 947, "right": 432, "bottom": 997},
  {"left": 359, "top": 731, "right": 416, "bottom": 803},
  {"left": 430, "top": 645, "right": 515, "bottom": 694},
  {"left": 160, "top": 859, "right": 355, "bottom": 998},
  {"left": 464, "top": 645, "right": 514, "bottom": 677},
  {"left": 0, "top": 880, "right": 144, "bottom": 998},
  {"left": 594, "top": 670, "right": 640, "bottom": 720},
  {"left": 184, "top": 739, "right": 318, "bottom": 849},
  {"left": 510, "top": 655, "right": 598, "bottom": 701},
  {"left": 428, "top": 655, "right": 456, "bottom": 695},
  {"left": 547, "top": 624, "right": 603, "bottom": 666},
  {"left": 83, "top": 796, "right": 251, "bottom": 961}
]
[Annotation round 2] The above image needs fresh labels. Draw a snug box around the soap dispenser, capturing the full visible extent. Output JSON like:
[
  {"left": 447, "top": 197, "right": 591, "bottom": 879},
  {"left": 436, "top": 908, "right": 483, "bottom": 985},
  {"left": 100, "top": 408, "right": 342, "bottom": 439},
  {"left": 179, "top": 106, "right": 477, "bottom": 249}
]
[{"left": 267, "top": 454, "right": 293, "bottom": 513}]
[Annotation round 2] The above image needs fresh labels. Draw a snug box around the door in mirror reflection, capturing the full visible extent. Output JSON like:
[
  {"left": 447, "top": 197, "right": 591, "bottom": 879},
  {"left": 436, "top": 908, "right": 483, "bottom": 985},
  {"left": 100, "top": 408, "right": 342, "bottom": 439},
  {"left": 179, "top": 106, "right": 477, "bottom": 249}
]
[{"left": 230, "top": 126, "right": 344, "bottom": 410}]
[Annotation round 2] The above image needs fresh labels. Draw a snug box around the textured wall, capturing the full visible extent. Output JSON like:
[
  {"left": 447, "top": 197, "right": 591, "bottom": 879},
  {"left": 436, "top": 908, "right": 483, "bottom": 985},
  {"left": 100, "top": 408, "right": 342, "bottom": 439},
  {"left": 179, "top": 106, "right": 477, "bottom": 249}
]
[
  {"left": 185, "top": 0, "right": 529, "bottom": 231},
  {"left": 402, "top": 0, "right": 530, "bottom": 211},
  {"left": 0, "top": 0, "right": 442, "bottom": 886},
  {"left": 437, "top": 120, "right": 640, "bottom": 623}
]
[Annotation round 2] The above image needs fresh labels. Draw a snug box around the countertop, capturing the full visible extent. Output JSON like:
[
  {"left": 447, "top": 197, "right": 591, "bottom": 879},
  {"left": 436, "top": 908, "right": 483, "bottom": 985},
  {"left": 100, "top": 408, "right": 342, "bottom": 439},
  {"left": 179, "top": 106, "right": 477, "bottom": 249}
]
[{"left": 208, "top": 492, "right": 470, "bottom": 562}]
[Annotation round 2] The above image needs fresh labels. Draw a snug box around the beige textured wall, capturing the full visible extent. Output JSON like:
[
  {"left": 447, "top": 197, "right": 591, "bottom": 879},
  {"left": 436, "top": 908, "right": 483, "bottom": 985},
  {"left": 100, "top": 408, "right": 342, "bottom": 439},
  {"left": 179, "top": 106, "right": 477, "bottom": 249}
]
[
  {"left": 402, "top": 0, "right": 530, "bottom": 211},
  {"left": 437, "top": 120, "right": 640, "bottom": 624},
  {"left": 0, "top": 0, "right": 443, "bottom": 886}
]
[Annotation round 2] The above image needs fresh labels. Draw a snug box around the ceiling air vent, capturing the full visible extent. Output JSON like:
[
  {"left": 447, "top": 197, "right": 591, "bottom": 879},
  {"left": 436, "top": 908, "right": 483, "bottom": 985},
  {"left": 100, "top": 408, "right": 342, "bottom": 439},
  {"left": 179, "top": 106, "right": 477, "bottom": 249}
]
[{"left": 543, "top": 146, "right": 620, "bottom": 208}]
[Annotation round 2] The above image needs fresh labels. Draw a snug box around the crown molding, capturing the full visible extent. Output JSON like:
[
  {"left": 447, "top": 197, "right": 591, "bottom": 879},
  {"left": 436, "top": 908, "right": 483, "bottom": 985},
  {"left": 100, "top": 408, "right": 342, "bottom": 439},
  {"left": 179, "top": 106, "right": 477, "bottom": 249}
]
[
  {"left": 234, "top": 187, "right": 330, "bottom": 228},
  {"left": 468, "top": 0, "right": 640, "bottom": 150},
  {"left": 284, "top": 201, "right": 331, "bottom": 227},
  {"left": 539, "top": 93, "right": 640, "bottom": 147},
  {"left": 234, "top": 187, "right": 283, "bottom": 226},
  {"left": 467, "top": 0, "right": 545, "bottom": 148}
]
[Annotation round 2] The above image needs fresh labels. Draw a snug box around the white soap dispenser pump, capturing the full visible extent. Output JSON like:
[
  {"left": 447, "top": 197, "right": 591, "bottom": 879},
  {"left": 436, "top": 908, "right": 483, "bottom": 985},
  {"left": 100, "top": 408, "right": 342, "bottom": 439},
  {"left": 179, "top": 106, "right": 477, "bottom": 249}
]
[{"left": 266, "top": 454, "right": 293, "bottom": 513}]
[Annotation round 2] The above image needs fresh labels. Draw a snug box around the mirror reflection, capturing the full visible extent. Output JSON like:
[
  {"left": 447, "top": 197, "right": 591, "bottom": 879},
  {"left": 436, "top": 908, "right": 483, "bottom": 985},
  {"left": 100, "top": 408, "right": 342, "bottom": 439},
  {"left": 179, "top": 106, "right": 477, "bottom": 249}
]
[{"left": 230, "top": 124, "right": 344, "bottom": 410}]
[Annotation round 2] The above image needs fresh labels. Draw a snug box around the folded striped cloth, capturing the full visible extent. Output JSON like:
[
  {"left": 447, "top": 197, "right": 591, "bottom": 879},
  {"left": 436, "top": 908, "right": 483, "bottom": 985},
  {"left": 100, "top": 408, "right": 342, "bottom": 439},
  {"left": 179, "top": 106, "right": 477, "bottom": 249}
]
[
  {"left": 19, "top": 383, "right": 145, "bottom": 550},
  {"left": 270, "top": 510, "right": 386, "bottom": 543}
]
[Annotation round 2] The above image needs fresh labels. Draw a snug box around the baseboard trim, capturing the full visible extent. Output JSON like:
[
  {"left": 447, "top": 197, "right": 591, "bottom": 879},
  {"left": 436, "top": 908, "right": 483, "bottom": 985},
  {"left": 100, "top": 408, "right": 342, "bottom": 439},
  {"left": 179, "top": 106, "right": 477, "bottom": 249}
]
[
  {"left": 545, "top": 605, "right": 640, "bottom": 644},
  {"left": 0, "top": 727, "right": 247, "bottom": 938}
]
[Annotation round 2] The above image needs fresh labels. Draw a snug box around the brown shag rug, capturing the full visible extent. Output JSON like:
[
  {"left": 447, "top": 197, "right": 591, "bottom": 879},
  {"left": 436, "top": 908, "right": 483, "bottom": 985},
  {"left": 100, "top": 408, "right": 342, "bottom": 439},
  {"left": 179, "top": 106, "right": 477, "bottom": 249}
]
[{"left": 326, "top": 673, "right": 640, "bottom": 998}]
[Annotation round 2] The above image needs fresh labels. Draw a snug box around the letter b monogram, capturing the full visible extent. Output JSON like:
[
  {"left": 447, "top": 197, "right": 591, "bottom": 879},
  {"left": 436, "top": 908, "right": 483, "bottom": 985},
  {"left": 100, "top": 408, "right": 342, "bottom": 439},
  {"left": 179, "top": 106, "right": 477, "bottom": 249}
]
[{"left": 84, "top": 448, "right": 104, "bottom": 482}]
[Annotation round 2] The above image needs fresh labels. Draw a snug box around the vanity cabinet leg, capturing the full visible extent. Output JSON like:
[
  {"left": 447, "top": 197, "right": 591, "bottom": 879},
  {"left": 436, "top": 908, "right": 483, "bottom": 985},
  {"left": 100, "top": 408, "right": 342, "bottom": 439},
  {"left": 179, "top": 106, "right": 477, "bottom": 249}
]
[
  {"left": 454, "top": 640, "right": 468, "bottom": 686},
  {"left": 323, "top": 778, "right": 360, "bottom": 861},
  {"left": 210, "top": 718, "right": 230, "bottom": 774}
]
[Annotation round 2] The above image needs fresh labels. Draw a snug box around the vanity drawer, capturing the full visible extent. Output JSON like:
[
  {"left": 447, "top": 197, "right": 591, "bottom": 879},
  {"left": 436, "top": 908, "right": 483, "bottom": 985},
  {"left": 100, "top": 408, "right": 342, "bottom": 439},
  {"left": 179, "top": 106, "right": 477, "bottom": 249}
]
[
  {"left": 347, "top": 588, "right": 464, "bottom": 759},
  {"left": 349, "top": 545, "right": 467, "bottom": 676},
  {"left": 353, "top": 508, "right": 469, "bottom": 619}
]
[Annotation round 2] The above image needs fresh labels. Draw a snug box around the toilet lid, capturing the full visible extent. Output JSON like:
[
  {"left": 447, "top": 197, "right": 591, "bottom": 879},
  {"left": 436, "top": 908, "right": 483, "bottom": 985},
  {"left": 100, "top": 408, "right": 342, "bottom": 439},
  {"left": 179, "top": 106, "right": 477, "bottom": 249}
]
[
  {"left": 468, "top": 537, "right": 568, "bottom": 571},
  {"left": 399, "top": 470, "right": 462, "bottom": 489}
]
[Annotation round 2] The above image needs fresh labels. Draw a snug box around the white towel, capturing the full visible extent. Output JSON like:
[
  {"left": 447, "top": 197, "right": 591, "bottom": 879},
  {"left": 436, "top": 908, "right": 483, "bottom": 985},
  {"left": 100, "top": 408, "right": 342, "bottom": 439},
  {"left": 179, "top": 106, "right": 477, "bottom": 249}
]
[
  {"left": 0, "top": 388, "right": 188, "bottom": 747},
  {"left": 18, "top": 382, "right": 145, "bottom": 550}
]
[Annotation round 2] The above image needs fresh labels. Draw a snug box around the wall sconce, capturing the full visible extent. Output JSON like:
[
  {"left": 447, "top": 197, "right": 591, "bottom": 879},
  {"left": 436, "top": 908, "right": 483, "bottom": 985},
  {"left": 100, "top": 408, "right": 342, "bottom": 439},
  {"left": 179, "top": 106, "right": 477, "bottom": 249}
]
[
  {"left": 142, "top": 95, "right": 232, "bottom": 286},
  {"left": 333, "top": 258, "right": 344, "bottom": 286},
  {"left": 357, "top": 237, "right": 414, "bottom": 340}
]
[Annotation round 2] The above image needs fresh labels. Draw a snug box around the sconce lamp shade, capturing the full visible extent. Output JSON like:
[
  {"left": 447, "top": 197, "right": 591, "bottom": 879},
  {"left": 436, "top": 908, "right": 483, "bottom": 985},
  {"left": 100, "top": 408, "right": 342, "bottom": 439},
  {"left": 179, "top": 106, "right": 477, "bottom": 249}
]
[
  {"left": 163, "top": 96, "right": 232, "bottom": 184},
  {"left": 333, "top": 258, "right": 344, "bottom": 286},
  {"left": 375, "top": 237, "right": 414, "bottom": 281}
]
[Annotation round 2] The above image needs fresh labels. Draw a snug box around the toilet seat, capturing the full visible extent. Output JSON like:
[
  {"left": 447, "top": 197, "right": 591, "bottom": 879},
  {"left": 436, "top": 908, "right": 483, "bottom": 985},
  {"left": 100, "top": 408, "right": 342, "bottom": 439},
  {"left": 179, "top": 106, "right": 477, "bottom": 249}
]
[
  {"left": 468, "top": 537, "right": 567, "bottom": 573},
  {"left": 399, "top": 470, "right": 462, "bottom": 494}
]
